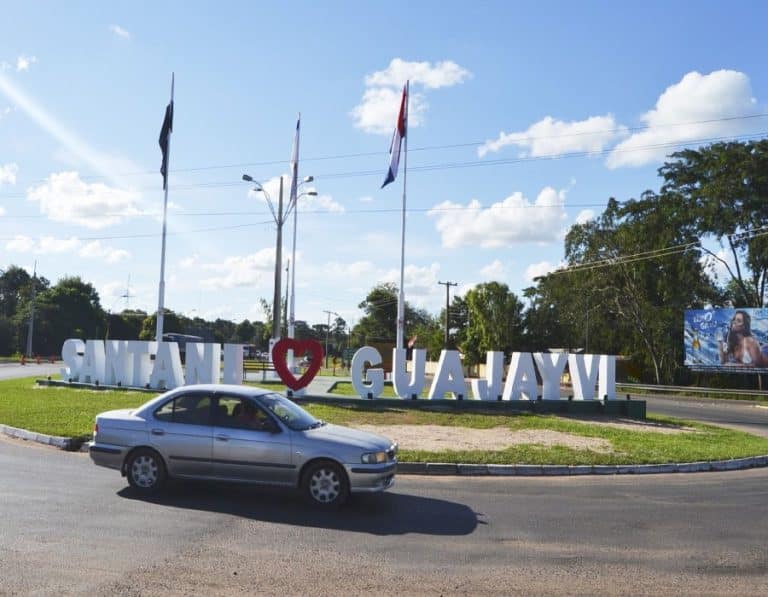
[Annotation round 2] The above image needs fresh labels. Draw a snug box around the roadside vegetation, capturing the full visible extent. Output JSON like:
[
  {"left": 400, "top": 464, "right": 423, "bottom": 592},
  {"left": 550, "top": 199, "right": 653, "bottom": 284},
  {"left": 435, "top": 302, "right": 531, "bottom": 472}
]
[{"left": 3, "top": 377, "right": 768, "bottom": 465}]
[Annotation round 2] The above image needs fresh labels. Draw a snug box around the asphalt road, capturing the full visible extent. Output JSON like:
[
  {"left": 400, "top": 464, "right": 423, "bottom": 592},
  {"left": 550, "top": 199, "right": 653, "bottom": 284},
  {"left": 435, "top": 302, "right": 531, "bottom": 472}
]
[
  {"left": 644, "top": 394, "right": 768, "bottom": 437},
  {"left": 2, "top": 370, "right": 768, "bottom": 594},
  {"left": 0, "top": 361, "right": 60, "bottom": 381},
  {"left": 1, "top": 434, "right": 767, "bottom": 595}
]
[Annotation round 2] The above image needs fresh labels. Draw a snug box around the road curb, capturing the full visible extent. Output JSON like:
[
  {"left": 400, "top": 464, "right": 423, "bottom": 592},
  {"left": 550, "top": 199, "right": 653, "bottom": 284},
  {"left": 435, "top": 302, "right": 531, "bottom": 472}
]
[
  {"left": 0, "top": 424, "right": 78, "bottom": 450},
  {"left": 3, "top": 424, "right": 768, "bottom": 475},
  {"left": 396, "top": 457, "right": 768, "bottom": 475}
]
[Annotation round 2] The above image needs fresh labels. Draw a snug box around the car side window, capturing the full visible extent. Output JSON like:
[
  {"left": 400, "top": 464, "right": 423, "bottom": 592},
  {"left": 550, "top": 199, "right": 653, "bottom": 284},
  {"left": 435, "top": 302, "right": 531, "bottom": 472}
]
[
  {"left": 216, "top": 396, "right": 273, "bottom": 431},
  {"left": 154, "top": 393, "right": 212, "bottom": 426}
]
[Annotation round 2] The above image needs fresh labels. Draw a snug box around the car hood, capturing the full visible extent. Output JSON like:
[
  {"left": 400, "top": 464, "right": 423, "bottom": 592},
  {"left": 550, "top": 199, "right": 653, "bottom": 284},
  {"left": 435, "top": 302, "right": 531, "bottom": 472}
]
[{"left": 302, "top": 423, "right": 393, "bottom": 451}]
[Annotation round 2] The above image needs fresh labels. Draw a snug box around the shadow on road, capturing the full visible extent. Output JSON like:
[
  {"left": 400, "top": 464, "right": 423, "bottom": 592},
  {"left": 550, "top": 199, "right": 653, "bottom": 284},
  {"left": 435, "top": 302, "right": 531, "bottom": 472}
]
[{"left": 117, "top": 481, "right": 480, "bottom": 536}]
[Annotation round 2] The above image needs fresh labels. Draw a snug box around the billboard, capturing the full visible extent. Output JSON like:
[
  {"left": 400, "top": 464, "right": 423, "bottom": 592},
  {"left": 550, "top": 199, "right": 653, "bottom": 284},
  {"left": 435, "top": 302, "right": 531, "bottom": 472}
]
[{"left": 684, "top": 308, "right": 768, "bottom": 373}]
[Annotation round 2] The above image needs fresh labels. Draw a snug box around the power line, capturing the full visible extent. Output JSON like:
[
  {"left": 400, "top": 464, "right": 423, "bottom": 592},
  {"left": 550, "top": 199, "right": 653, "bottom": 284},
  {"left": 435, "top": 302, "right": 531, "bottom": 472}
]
[
  {"left": 547, "top": 226, "right": 768, "bottom": 276},
  {"left": 1, "top": 130, "right": 765, "bottom": 204},
  {"left": 1, "top": 114, "right": 766, "bottom": 194}
]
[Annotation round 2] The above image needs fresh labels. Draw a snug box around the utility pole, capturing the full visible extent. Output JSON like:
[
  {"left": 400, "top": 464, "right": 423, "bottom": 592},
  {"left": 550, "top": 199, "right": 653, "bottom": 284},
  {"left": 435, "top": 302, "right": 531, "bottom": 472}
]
[
  {"left": 323, "top": 309, "right": 339, "bottom": 368},
  {"left": 438, "top": 280, "right": 458, "bottom": 348},
  {"left": 25, "top": 260, "right": 37, "bottom": 358}
]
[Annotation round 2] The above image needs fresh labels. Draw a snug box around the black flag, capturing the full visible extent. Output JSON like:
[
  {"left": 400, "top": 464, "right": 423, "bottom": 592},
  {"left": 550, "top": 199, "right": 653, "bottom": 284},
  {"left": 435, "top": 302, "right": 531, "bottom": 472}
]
[{"left": 159, "top": 101, "right": 173, "bottom": 190}]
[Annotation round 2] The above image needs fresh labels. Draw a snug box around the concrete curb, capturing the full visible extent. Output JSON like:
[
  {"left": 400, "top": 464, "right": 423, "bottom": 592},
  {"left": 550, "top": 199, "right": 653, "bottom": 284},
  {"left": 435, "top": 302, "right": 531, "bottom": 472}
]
[
  {"left": 3, "top": 423, "right": 768, "bottom": 474},
  {"left": 0, "top": 424, "right": 82, "bottom": 451}
]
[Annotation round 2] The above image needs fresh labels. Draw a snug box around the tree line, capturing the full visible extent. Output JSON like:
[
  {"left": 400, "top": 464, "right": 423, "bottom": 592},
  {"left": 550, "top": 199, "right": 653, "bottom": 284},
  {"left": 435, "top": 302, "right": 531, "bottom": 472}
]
[
  {"left": 351, "top": 140, "right": 768, "bottom": 386},
  {"left": 3, "top": 140, "right": 766, "bottom": 384}
]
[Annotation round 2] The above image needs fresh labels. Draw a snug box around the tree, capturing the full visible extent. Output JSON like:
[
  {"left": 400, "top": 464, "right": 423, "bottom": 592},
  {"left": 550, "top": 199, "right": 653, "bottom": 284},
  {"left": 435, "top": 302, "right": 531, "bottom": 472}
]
[
  {"left": 139, "top": 310, "right": 185, "bottom": 340},
  {"left": 29, "top": 276, "right": 106, "bottom": 355},
  {"left": 106, "top": 309, "right": 146, "bottom": 340},
  {"left": 352, "top": 282, "right": 432, "bottom": 347},
  {"left": 459, "top": 282, "right": 524, "bottom": 365},
  {"left": 659, "top": 140, "right": 768, "bottom": 306},
  {"left": 233, "top": 319, "right": 257, "bottom": 344},
  {"left": 561, "top": 193, "right": 720, "bottom": 383}
]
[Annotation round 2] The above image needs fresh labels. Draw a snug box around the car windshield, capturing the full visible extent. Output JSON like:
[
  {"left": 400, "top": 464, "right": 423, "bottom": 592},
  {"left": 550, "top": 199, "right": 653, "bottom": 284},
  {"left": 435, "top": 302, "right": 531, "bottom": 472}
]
[{"left": 255, "top": 392, "right": 323, "bottom": 431}]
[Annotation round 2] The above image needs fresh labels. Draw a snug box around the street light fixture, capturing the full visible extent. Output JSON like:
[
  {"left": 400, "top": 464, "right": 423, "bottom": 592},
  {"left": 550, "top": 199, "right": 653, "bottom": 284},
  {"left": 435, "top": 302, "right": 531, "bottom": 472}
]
[{"left": 242, "top": 173, "right": 285, "bottom": 347}]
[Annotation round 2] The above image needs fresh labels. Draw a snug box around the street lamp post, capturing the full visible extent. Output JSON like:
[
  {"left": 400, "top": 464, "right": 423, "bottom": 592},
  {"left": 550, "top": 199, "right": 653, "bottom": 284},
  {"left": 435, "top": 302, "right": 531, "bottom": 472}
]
[{"left": 242, "top": 174, "right": 285, "bottom": 348}]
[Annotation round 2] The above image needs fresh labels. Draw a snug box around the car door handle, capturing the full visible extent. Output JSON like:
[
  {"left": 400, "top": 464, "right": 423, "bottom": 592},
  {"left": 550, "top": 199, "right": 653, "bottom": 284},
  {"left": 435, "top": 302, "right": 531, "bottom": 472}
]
[
  {"left": 151, "top": 429, "right": 165, "bottom": 436},
  {"left": 216, "top": 434, "right": 229, "bottom": 442}
]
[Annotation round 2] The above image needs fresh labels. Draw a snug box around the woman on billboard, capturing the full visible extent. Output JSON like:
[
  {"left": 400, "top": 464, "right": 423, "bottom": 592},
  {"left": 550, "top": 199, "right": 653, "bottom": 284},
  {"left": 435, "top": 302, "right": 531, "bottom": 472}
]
[{"left": 718, "top": 310, "right": 763, "bottom": 366}]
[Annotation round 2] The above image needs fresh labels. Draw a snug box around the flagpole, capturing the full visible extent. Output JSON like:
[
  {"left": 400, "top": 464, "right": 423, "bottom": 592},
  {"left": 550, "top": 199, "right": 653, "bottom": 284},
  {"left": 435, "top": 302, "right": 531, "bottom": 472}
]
[
  {"left": 156, "top": 73, "right": 174, "bottom": 342},
  {"left": 288, "top": 114, "right": 300, "bottom": 342},
  {"left": 396, "top": 80, "right": 409, "bottom": 350}
]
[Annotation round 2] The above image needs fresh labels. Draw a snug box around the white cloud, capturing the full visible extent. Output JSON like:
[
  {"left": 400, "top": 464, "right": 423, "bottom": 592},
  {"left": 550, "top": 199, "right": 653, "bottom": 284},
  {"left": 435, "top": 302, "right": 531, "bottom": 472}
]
[
  {"left": 16, "top": 55, "right": 37, "bottom": 72},
  {"left": 5, "top": 235, "right": 79, "bottom": 254},
  {"left": 79, "top": 240, "right": 130, "bottom": 263},
  {"left": 351, "top": 86, "right": 428, "bottom": 135},
  {"left": 525, "top": 261, "right": 564, "bottom": 282},
  {"left": 109, "top": 25, "right": 131, "bottom": 40},
  {"left": 480, "top": 259, "right": 507, "bottom": 280},
  {"left": 352, "top": 58, "right": 470, "bottom": 134},
  {"left": 428, "top": 186, "right": 569, "bottom": 248},
  {"left": 180, "top": 253, "right": 201, "bottom": 268},
  {"left": 300, "top": 192, "right": 345, "bottom": 213},
  {"left": 0, "top": 162, "right": 18, "bottom": 185},
  {"left": 27, "top": 171, "right": 141, "bottom": 228},
  {"left": 365, "top": 58, "right": 471, "bottom": 90},
  {"left": 479, "top": 115, "right": 627, "bottom": 158},
  {"left": 322, "top": 261, "right": 375, "bottom": 278},
  {"left": 382, "top": 263, "right": 441, "bottom": 300},
  {"left": 5, "top": 235, "right": 35, "bottom": 252},
  {"left": 359, "top": 196, "right": 374, "bottom": 203},
  {"left": 198, "top": 249, "right": 276, "bottom": 290},
  {"left": 5, "top": 235, "right": 126, "bottom": 265},
  {"left": 607, "top": 70, "right": 760, "bottom": 168},
  {"left": 575, "top": 209, "right": 595, "bottom": 224}
]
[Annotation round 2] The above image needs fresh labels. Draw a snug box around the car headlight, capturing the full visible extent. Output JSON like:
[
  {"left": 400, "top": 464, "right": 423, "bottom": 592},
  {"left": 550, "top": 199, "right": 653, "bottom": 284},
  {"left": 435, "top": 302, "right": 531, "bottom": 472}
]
[{"left": 361, "top": 451, "right": 388, "bottom": 464}]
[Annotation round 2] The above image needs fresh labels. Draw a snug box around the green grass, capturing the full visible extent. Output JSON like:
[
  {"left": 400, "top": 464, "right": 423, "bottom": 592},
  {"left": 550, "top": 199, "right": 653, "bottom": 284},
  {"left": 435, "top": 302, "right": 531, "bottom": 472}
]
[
  {"left": 5, "top": 376, "right": 768, "bottom": 465},
  {"left": 329, "top": 380, "right": 430, "bottom": 398}
]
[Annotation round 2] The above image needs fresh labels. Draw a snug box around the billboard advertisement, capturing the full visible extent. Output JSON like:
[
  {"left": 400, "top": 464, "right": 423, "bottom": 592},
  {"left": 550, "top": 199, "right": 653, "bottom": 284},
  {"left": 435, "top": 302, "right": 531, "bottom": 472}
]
[{"left": 684, "top": 308, "right": 768, "bottom": 373}]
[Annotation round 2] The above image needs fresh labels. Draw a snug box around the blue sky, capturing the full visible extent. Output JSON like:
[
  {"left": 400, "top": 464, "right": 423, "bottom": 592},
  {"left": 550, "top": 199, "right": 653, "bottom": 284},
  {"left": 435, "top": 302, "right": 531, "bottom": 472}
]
[{"left": 1, "top": 0, "right": 766, "bottom": 332}]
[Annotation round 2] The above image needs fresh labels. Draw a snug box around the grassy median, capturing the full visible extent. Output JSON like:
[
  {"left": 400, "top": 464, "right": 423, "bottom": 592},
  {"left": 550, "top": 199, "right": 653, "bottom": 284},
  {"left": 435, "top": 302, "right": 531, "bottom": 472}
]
[{"left": 2, "top": 377, "right": 768, "bottom": 465}]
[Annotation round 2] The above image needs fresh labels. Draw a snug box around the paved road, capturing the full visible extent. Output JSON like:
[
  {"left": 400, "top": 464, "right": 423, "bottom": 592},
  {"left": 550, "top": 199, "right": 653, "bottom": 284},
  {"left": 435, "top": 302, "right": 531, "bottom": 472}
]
[
  {"left": 0, "top": 361, "right": 61, "bottom": 381},
  {"left": 1, "top": 434, "right": 767, "bottom": 595},
  {"left": 644, "top": 394, "right": 768, "bottom": 437}
]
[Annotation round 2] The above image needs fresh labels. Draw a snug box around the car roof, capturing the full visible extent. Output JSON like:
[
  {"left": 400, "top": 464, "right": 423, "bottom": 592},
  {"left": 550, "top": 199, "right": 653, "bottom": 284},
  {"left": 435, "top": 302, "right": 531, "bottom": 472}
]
[{"left": 135, "top": 384, "right": 277, "bottom": 415}]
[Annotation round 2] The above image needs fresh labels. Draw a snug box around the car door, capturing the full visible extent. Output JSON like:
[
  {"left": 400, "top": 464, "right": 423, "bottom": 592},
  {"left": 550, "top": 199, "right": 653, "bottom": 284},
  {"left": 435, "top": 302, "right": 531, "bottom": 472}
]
[
  {"left": 150, "top": 391, "right": 214, "bottom": 478},
  {"left": 212, "top": 395, "right": 294, "bottom": 485}
]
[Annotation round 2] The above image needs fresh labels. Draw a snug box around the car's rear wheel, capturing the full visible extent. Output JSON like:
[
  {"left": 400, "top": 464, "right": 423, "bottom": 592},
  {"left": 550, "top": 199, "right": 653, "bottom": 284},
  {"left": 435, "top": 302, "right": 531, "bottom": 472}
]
[
  {"left": 126, "top": 448, "right": 167, "bottom": 494},
  {"left": 302, "top": 461, "right": 348, "bottom": 507}
]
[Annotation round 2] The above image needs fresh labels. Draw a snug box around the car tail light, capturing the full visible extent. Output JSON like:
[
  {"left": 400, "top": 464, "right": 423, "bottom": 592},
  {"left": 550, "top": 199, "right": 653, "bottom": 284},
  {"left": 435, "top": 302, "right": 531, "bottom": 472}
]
[{"left": 93, "top": 423, "right": 99, "bottom": 435}]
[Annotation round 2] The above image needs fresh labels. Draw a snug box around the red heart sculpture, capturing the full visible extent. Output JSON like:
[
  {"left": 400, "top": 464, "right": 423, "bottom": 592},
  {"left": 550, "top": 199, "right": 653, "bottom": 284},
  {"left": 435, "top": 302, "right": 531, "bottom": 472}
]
[{"left": 271, "top": 338, "right": 324, "bottom": 391}]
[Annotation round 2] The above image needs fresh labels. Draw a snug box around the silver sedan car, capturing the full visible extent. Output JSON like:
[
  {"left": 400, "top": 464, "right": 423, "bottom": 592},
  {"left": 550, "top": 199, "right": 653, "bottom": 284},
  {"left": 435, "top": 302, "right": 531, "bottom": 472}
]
[{"left": 89, "top": 384, "right": 397, "bottom": 507}]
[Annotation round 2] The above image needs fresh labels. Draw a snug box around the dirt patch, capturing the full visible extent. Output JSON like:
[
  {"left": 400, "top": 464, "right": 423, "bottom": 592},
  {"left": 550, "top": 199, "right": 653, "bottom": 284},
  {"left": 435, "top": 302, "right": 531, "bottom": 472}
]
[
  {"left": 356, "top": 424, "right": 611, "bottom": 453},
  {"left": 356, "top": 419, "right": 694, "bottom": 453}
]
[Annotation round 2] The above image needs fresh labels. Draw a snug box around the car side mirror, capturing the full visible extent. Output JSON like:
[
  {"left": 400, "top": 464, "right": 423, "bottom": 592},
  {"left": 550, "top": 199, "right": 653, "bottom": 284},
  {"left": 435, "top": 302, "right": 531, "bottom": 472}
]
[{"left": 264, "top": 419, "right": 281, "bottom": 434}]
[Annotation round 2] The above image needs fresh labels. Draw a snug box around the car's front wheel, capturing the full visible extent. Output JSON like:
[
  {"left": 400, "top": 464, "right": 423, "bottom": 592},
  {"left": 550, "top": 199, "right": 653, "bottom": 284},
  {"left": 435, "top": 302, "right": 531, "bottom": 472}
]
[
  {"left": 302, "top": 460, "right": 348, "bottom": 507},
  {"left": 126, "top": 448, "right": 167, "bottom": 495}
]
